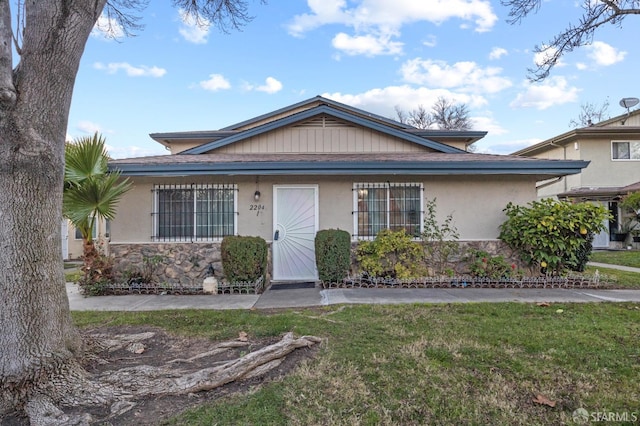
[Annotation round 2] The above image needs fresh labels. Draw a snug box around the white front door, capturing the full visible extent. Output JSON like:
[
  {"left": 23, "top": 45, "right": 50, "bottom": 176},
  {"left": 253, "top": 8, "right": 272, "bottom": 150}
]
[
  {"left": 591, "top": 202, "right": 610, "bottom": 248},
  {"left": 272, "top": 185, "right": 319, "bottom": 281},
  {"left": 593, "top": 218, "right": 610, "bottom": 248}
]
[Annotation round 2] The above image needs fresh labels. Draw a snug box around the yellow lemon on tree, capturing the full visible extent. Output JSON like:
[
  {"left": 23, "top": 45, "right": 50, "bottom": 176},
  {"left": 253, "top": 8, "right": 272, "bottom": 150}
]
[
  {"left": 541, "top": 261, "right": 548, "bottom": 268},
  {"left": 580, "top": 227, "right": 588, "bottom": 235}
]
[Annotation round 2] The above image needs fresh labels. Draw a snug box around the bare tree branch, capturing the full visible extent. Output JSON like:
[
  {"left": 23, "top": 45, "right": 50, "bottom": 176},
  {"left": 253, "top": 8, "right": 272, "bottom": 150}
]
[
  {"left": 0, "top": 0, "right": 17, "bottom": 107},
  {"left": 431, "top": 97, "right": 472, "bottom": 131},
  {"left": 502, "top": 0, "right": 640, "bottom": 81},
  {"left": 173, "top": 0, "right": 267, "bottom": 33},
  {"left": 568, "top": 99, "right": 610, "bottom": 128}
]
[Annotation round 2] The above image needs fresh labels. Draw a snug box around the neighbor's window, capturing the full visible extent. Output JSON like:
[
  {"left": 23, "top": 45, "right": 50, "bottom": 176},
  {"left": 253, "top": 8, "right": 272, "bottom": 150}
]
[
  {"left": 354, "top": 183, "right": 423, "bottom": 238},
  {"left": 152, "top": 183, "right": 237, "bottom": 241},
  {"left": 612, "top": 141, "right": 640, "bottom": 160},
  {"left": 74, "top": 219, "right": 97, "bottom": 240}
]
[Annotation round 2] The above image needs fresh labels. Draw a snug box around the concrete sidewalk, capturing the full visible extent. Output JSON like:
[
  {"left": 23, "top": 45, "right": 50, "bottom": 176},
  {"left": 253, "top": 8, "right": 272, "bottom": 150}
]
[{"left": 67, "top": 282, "right": 640, "bottom": 311}]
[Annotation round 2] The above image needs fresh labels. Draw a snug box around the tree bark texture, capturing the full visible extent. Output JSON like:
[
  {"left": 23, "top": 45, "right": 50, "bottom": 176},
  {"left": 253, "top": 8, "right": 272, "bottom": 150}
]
[{"left": 0, "top": 0, "right": 107, "bottom": 417}]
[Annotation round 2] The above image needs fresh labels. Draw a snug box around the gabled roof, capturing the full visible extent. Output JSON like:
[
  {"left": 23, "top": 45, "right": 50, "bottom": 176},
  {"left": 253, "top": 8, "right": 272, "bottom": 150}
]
[
  {"left": 109, "top": 152, "right": 589, "bottom": 179},
  {"left": 150, "top": 96, "right": 487, "bottom": 154},
  {"left": 117, "top": 97, "right": 587, "bottom": 179},
  {"left": 513, "top": 109, "right": 640, "bottom": 156},
  {"left": 220, "top": 95, "right": 414, "bottom": 131},
  {"left": 180, "top": 104, "right": 466, "bottom": 155}
]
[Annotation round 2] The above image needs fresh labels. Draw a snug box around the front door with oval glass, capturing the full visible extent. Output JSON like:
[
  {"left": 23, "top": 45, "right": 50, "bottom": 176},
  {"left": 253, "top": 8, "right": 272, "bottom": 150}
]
[{"left": 272, "top": 185, "right": 319, "bottom": 281}]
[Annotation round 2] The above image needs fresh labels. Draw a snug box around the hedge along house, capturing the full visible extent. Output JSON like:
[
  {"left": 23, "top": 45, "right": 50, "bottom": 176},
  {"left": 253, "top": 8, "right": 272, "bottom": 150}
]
[{"left": 108, "top": 96, "right": 588, "bottom": 286}]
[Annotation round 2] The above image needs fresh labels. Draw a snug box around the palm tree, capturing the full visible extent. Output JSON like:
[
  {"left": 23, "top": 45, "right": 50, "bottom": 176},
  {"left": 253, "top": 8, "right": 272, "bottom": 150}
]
[{"left": 63, "top": 133, "right": 131, "bottom": 277}]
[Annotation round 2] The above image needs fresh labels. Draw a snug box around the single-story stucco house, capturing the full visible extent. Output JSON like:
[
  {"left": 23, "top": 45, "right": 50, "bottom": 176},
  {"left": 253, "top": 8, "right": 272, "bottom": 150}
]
[{"left": 107, "top": 96, "right": 588, "bottom": 286}]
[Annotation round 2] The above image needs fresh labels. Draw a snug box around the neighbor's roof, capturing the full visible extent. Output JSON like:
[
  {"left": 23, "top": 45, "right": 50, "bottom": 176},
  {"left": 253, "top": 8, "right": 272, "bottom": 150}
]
[
  {"left": 513, "top": 109, "right": 640, "bottom": 157},
  {"left": 558, "top": 180, "right": 640, "bottom": 200},
  {"left": 109, "top": 152, "right": 589, "bottom": 179}
]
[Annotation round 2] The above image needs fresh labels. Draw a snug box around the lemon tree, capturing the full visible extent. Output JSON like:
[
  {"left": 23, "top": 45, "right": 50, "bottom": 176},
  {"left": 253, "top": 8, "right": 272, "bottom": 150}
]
[{"left": 499, "top": 199, "right": 610, "bottom": 274}]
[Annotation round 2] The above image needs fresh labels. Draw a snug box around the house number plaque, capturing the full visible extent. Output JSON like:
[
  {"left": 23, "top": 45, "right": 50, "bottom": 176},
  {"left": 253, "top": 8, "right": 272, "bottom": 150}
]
[{"left": 249, "top": 204, "right": 265, "bottom": 216}]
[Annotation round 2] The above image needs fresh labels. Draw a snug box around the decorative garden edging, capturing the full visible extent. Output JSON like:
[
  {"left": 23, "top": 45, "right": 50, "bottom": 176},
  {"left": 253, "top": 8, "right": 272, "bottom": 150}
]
[
  {"left": 80, "top": 276, "right": 265, "bottom": 296},
  {"left": 323, "top": 273, "right": 613, "bottom": 289}
]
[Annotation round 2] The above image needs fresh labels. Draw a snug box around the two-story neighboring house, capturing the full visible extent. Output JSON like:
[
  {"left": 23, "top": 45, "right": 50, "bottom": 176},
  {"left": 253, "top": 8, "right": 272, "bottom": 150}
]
[{"left": 513, "top": 109, "right": 640, "bottom": 248}]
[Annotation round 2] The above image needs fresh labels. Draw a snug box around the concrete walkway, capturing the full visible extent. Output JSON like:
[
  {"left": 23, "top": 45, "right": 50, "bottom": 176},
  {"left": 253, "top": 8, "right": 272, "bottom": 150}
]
[
  {"left": 65, "top": 261, "right": 640, "bottom": 311},
  {"left": 67, "top": 284, "right": 640, "bottom": 312}
]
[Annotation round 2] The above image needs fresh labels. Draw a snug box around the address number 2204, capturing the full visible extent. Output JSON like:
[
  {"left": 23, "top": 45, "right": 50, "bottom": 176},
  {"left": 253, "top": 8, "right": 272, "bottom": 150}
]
[{"left": 250, "top": 204, "right": 265, "bottom": 215}]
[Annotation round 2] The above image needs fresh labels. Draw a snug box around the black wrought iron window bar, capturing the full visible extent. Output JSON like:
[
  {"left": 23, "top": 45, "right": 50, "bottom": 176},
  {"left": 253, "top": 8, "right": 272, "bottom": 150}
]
[
  {"left": 353, "top": 182, "right": 424, "bottom": 238},
  {"left": 152, "top": 183, "right": 238, "bottom": 242}
]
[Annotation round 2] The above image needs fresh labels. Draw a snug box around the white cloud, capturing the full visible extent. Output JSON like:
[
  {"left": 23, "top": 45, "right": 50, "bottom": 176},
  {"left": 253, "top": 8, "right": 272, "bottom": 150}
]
[
  {"left": 287, "top": 1, "right": 497, "bottom": 57},
  {"left": 322, "top": 85, "right": 488, "bottom": 119},
  {"left": 510, "top": 76, "right": 580, "bottom": 110},
  {"left": 178, "top": 8, "right": 210, "bottom": 44},
  {"left": 106, "top": 145, "right": 168, "bottom": 159},
  {"left": 422, "top": 35, "right": 437, "bottom": 47},
  {"left": 586, "top": 41, "right": 626, "bottom": 66},
  {"left": 400, "top": 58, "right": 512, "bottom": 94},
  {"left": 256, "top": 77, "right": 282, "bottom": 94},
  {"left": 332, "top": 32, "right": 404, "bottom": 56},
  {"left": 76, "top": 121, "right": 103, "bottom": 135},
  {"left": 91, "top": 14, "right": 125, "bottom": 39},
  {"left": 489, "top": 47, "right": 507, "bottom": 60},
  {"left": 199, "top": 74, "right": 231, "bottom": 91},
  {"left": 249, "top": 77, "right": 283, "bottom": 94},
  {"left": 288, "top": 0, "right": 497, "bottom": 36},
  {"left": 94, "top": 62, "right": 167, "bottom": 77},
  {"left": 480, "top": 138, "right": 542, "bottom": 155},
  {"left": 470, "top": 116, "right": 507, "bottom": 136},
  {"left": 533, "top": 45, "right": 566, "bottom": 69}
]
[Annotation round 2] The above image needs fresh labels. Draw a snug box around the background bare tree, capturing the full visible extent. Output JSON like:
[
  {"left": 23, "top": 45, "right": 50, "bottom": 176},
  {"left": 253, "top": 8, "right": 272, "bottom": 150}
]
[
  {"left": 395, "top": 97, "right": 472, "bottom": 130},
  {"left": 502, "top": 0, "right": 640, "bottom": 81},
  {"left": 0, "top": 2, "right": 313, "bottom": 425},
  {"left": 431, "top": 97, "right": 472, "bottom": 130},
  {"left": 568, "top": 99, "right": 611, "bottom": 128}
]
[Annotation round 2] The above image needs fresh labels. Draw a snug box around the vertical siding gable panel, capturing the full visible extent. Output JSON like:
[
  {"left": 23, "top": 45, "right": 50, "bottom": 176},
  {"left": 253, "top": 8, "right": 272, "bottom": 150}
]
[{"left": 214, "top": 125, "right": 432, "bottom": 154}]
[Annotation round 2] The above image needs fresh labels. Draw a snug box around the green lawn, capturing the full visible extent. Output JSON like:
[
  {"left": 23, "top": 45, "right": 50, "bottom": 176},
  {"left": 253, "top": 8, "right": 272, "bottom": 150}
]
[
  {"left": 590, "top": 250, "right": 640, "bottom": 268},
  {"left": 74, "top": 303, "right": 640, "bottom": 425}
]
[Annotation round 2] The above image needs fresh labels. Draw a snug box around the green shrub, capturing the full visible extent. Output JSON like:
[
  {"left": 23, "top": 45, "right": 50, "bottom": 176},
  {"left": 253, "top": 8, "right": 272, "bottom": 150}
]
[
  {"left": 467, "top": 250, "right": 519, "bottom": 279},
  {"left": 315, "top": 229, "right": 351, "bottom": 283},
  {"left": 356, "top": 229, "right": 425, "bottom": 279},
  {"left": 421, "top": 198, "right": 460, "bottom": 275},
  {"left": 221, "top": 236, "right": 268, "bottom": 283},
  {"left": 499, "top": 199, "right": 610, "bottom": 274}
]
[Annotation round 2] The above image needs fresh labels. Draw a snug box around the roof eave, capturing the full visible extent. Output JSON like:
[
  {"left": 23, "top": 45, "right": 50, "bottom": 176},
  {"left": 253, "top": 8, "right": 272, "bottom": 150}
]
[{"left": 111, "top": 159, "right": 588, "bottom": 177}]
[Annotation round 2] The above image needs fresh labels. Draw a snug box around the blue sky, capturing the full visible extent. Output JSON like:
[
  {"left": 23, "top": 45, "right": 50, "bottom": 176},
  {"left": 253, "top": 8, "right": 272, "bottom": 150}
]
[{"left": 67, "top": 1, "right": 640, "bottom": 158}]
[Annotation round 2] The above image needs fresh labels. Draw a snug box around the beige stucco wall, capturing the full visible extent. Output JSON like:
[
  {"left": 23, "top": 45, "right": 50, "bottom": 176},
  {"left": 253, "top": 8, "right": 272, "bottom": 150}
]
[
  {"left": 167, "top": 140, "right": 207, "bottom": 154},
  {"left": 110, "top": 174, "right": 536, "bottom": 244},
  {"left": 579, "top": 138, "right": 640, "bottom": 188}
]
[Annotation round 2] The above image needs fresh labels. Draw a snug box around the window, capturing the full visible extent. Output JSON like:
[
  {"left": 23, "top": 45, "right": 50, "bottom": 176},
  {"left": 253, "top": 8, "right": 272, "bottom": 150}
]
[
  {"left": 74, "top": 220, "right": 97, "bottom": 240},
  {"left": 612, "top": 141, "right": 640, "bottom": 160},
  {"left": 354, "top": 183, "right": 423, "bottom": 238},
  {"left": 152, "top": 183, "right": 237, "bottom": 241}
]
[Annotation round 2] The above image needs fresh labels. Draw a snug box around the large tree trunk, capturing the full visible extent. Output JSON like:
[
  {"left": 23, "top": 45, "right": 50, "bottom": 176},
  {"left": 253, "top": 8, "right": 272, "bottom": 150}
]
[
  {"left": 0, "top": 3, "right": 316, "bottom": 424},
  {"left": 0, "top": 0, "right": 108, "bottom": 418}
]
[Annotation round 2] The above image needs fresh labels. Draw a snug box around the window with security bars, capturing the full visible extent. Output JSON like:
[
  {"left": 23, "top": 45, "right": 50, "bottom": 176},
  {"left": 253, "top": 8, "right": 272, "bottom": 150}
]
[
  {"left": 354, "top": 183, "right": 423, "bottom": 238},
  {"left": 152, "top": 184, "right": 237, "bottom": 241}
]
